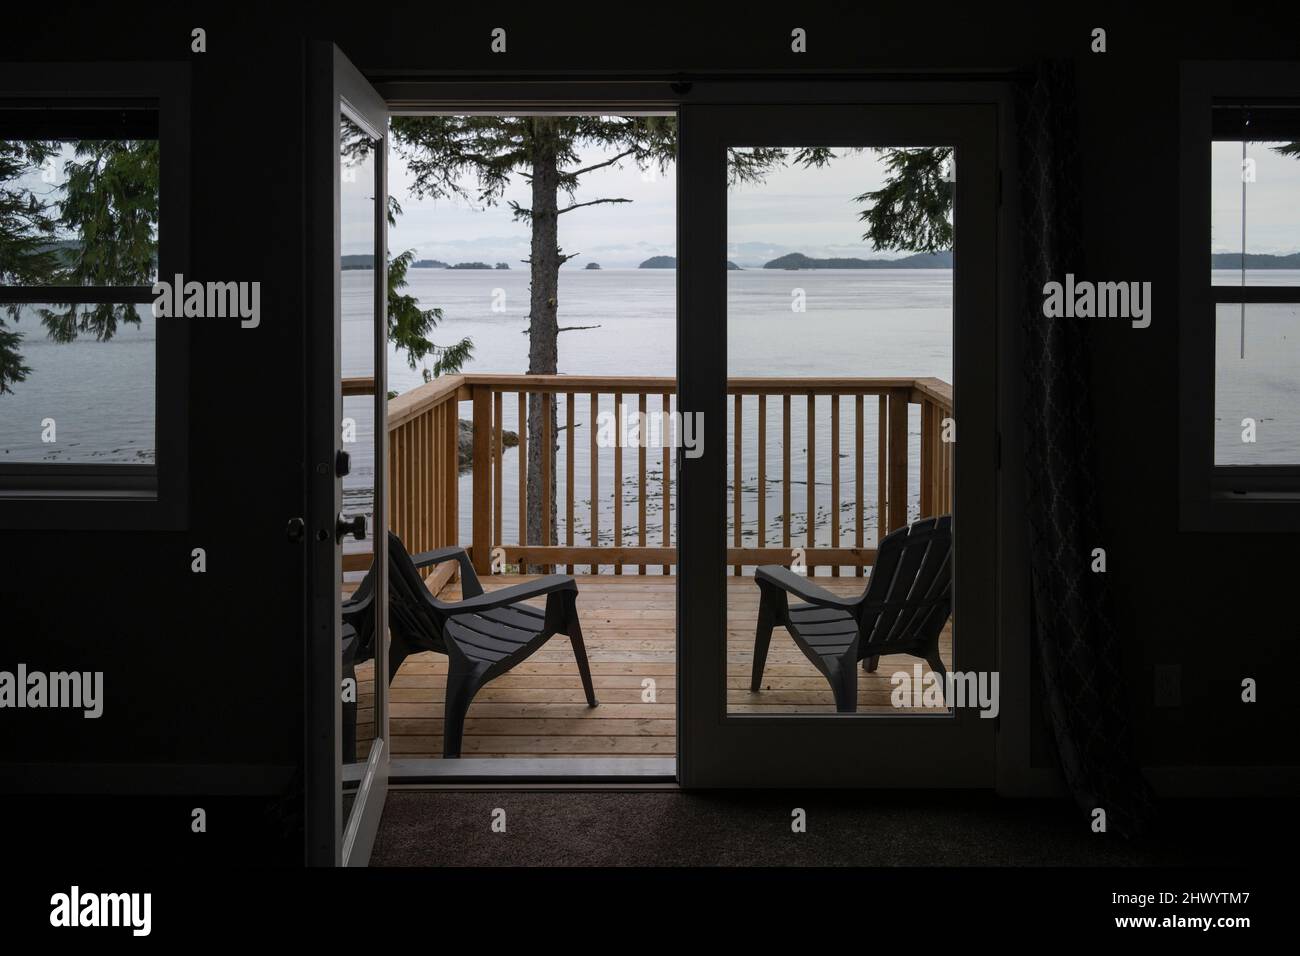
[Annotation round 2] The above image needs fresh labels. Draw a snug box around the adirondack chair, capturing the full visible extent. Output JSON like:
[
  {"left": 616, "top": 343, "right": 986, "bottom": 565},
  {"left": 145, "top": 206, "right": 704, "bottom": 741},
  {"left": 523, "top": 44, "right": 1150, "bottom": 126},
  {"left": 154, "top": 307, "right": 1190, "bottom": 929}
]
[
  {"left": 344, "top": 531, "right": 597, "bottom": 757},
  {"left": 750, "top": 515, "right": 953, "bottom": 713}
]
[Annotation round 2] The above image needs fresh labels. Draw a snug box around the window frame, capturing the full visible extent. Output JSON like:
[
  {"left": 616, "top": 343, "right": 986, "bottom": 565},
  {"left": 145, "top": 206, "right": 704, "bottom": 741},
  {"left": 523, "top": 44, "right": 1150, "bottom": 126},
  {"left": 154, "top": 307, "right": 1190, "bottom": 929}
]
[
  {"left": 1179, "top": 61, "right": 1300, "bottom": 532},
  {"left": 0, "top": 62, "right": 190, "bottom": 531}
]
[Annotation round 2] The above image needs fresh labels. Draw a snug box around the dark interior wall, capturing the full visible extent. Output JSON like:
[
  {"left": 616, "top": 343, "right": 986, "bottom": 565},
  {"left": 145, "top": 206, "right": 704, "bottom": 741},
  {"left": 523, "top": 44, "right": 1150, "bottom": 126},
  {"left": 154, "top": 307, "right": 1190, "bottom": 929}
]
[
  {"left": 1, "top": 3, "right": 1296, "bottom": 864},
  {"left": 1, "top": 7, "right": 312, "bottom": 863}
]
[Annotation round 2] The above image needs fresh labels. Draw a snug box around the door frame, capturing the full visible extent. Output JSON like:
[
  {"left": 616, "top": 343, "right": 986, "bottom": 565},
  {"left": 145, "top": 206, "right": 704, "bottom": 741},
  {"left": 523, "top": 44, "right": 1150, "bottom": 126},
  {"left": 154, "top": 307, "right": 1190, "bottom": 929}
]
[
  {"left": 348, "top": 75, "right": 1027, "bottom": 792},
  {"left": 677, "top": 101, "right": 1000, "bottom": 787},
  {"left": 306, "top": 42, "right": 391, "bottom": 867}
]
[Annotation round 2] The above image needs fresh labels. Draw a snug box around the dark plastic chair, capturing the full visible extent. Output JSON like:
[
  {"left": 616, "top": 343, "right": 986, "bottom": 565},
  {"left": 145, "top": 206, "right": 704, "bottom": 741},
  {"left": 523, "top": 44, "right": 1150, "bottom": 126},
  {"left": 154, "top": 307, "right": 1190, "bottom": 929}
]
[
  {"left": 750, "top": 515, "right": 952, "bottom": 713},
  {"left": 345, "top": 531, "right": 597, "bottom": 757}
]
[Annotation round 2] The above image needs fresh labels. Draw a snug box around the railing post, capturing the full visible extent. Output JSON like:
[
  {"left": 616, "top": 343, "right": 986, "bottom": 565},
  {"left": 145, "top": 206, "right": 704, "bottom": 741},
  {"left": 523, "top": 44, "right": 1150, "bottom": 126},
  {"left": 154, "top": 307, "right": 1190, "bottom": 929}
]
[
  {"left": 471, "top": 385, "right": 492, "bottom": 575},
  {"left": 887, "top": 389, "right": 909, "bottom": 533},
  {"left": 920, "top": 399, "right": 935, "bottom": 518}
]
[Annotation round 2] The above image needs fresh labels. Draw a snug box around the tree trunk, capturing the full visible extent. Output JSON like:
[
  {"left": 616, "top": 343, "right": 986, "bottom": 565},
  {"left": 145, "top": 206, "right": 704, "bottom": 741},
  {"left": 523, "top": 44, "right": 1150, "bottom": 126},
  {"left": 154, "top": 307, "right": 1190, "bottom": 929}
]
[{"left": 525, "top": 118, "right": 560, "bottom": 572}]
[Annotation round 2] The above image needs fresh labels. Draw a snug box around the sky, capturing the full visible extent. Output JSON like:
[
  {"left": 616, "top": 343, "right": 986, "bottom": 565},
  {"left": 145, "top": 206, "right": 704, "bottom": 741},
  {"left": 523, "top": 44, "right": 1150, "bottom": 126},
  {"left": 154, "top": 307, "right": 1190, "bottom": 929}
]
[
  {"left": 8, "top": 131, "right": 1298, "bottom": 265},
  {"left": 1211, "top": 140, "right": 1300, "bottom": 256},
  {"left": 380, "top": 130, "right": 913, "bottom": 269}
]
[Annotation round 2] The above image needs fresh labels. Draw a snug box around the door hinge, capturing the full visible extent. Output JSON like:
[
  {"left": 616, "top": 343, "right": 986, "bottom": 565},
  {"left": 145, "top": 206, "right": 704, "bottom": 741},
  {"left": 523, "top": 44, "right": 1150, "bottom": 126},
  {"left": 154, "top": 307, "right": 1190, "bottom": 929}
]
[{"left": 996, "top": 431, "right": 1002, "bottom": 470}]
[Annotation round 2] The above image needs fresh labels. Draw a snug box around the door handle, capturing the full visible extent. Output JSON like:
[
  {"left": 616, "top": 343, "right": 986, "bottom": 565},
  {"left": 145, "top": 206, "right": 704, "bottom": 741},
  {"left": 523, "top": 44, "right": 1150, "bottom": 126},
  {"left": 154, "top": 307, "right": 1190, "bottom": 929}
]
[{"left": 336, "top": 513, "right": 367, "bottom": 543}]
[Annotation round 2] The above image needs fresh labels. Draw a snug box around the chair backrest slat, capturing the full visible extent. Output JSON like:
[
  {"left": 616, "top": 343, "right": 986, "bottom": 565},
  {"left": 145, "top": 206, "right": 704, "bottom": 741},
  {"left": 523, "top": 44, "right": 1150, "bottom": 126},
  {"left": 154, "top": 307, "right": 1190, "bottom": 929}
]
[
  {"left": 857, "top": 515, "right": 952, "bottom": 658},
  {"left": 385, "top": 531, "right": 449, "bottom": 653}
]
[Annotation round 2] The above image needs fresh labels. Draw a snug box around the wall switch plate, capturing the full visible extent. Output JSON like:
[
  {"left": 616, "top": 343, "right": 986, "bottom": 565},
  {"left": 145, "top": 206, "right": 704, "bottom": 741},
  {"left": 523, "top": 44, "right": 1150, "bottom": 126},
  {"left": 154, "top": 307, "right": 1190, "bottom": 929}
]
[{"left": 1154, "top": 663, "right": 1182, "bottom": 708}]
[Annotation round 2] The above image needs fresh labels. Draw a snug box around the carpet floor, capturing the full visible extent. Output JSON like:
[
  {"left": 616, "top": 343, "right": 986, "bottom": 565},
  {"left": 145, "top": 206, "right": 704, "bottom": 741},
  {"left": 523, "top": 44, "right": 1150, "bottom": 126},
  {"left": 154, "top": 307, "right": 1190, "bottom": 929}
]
[{"left": 371, "top": 790, "right": 1289, "bottom": 867}]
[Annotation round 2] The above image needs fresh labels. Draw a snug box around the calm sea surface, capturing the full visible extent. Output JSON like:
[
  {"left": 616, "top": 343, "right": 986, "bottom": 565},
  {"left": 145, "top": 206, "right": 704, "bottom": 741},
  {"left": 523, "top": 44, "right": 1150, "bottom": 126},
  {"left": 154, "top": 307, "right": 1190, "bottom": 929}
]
[{"left": 2, "top": 269, "right": 1295, "bottom": 546}]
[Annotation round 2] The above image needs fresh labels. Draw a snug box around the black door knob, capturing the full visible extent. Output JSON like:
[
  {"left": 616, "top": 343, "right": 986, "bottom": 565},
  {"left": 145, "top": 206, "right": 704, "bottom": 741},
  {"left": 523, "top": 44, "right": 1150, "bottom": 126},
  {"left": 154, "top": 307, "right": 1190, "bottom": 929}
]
[{"left": 336, "top": 513, "right": 367, "bottom": 542}]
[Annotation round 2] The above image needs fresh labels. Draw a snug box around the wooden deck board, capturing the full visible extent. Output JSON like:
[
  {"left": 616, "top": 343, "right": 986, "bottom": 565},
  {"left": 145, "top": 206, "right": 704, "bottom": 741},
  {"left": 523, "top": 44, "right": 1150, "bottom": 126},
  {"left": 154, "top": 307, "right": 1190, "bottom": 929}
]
[{"left": 351, "top": 574, "right": 953, "bottom": 759}]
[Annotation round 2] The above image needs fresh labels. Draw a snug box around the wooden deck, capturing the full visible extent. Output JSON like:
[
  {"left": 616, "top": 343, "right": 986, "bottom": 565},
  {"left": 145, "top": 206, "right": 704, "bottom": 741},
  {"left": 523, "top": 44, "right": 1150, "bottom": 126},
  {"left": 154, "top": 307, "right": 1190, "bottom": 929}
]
[{"left": 354, "top": 573, "right": 952, "bottom": 759}]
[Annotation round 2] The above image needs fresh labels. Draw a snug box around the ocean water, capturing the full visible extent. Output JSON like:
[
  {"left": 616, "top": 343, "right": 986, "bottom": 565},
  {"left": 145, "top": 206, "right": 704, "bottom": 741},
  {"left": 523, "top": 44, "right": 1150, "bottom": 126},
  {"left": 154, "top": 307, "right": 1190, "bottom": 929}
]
[
  {"left": 3, "top": 270, "right": 1294, "bottom": 537},
  {"left": 345, "top": 266, "right": 955, "bottom": 552}
]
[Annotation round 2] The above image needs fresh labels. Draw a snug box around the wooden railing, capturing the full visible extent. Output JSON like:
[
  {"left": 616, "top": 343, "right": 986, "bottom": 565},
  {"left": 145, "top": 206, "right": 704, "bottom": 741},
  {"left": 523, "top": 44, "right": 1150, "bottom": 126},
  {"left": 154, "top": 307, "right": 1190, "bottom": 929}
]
[
  {"left": 341, "top": 374, "right": 462, "bottom": 589},
  {"left": 347, "top": 373, "right": 953, "bottom": 580}
]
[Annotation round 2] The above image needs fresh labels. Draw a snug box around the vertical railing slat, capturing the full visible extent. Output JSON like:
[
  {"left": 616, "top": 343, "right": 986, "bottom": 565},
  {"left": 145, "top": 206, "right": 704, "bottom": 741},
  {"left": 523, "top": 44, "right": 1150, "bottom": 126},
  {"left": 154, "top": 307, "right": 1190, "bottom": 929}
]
[
  {"left": 541, "top": 391, "right": 552, "bottom": 573},
  {"left": 517, "top": 391, "right": 527, "bottom": 566},
  {"left": 638, "top": 392, "right": 647, "bottom": 575},
  {"left": 472, "top": 386, "right": 492, "bottom": 575},
  {"left": 613, "top": 392, "right": 623, "bottom": 575},
  {"left": 662, "top": 392, "right": 671, "bottom": 575},
  {"left": 565, "top": 392, "right": 575, "bottom": 576},
  {"left": 757, "top": 394, "right": 767, "bottom": 552},
  {"left": 493, "top": 390, "right": 503, "bottom": 556},
  {"left": 590, "top": 392, "right": 599, "bottom": 575},
  {"left": 806, "top": 393, "right": 816, "bottom": 575},
  {"left": 877, "top": 395, "right": 887, "bottom": 547},
  {"left": 830, "top": 394, "right": 840, "bottom": 577},
  {"left": 733, "top": 393, "right": 742, "bottom": 576},
  {"left": 782, "top": 394, "right": 792, "bottom": 552},
  {"left": 887, "top": 390, "right": 909, "bottom": 533},
  {"left": 855, "top": 394, "right": 864, "bottom": 577}
]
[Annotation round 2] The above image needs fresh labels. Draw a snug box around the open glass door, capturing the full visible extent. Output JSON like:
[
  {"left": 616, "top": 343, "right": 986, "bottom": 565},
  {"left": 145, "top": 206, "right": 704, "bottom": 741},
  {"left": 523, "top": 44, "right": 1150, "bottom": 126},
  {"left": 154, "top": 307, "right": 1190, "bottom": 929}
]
[
  {"left": 677, "top": 103, "right": 998, "bottom": 787},
  {"left": 308, "top": 43, "right": 389, "bottom": 865}
]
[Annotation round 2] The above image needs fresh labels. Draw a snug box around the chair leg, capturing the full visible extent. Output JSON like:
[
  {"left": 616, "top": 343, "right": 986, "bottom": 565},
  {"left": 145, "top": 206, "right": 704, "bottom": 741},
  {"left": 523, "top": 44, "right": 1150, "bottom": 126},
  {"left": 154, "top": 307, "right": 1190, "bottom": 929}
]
[
  {"left": 863, "top": 655, "right": 880, "bottom": 672},
  {"left": 830, "top": 661, "right": 858, "bottom": 713},
  {"left": 751, "top": 593, "right": 775, "bottom": 692},
  {"left": 568, "top": 616, "right": 598, "bottom": 708},
  {"left": 442, "top": 661, "right": 482, "bottom": 759}
]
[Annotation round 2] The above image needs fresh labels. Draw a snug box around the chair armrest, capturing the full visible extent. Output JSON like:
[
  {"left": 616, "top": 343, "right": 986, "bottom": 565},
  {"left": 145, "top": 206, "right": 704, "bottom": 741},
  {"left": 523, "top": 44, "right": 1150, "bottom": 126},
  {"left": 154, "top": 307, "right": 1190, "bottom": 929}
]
[
  {"left": 410, "top": 545, "right": 483, "bottom": 598},
  {"left": 441, "top": 574, "right": 576, "bottom": 615},
  {"left": 411, "top": 546, "right": 469, "bottom": 568},
  {"left": 755, "top": 565, "right": 859, "bottom": 611}
]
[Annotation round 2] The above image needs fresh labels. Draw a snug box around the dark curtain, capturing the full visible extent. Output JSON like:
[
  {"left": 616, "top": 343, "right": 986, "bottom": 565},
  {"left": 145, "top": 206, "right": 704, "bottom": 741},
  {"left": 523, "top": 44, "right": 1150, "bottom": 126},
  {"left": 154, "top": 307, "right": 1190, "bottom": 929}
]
[{"left": 1017, "top": 61, "right": 1153, "bottom": 838}]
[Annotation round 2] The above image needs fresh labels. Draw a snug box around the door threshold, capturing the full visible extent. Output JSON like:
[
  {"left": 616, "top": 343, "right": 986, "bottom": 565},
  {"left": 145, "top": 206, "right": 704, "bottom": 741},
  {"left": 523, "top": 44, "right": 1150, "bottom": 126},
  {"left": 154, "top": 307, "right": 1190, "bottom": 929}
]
[{"left": 390, "top": 756, "right": 676, "bottom": 785}]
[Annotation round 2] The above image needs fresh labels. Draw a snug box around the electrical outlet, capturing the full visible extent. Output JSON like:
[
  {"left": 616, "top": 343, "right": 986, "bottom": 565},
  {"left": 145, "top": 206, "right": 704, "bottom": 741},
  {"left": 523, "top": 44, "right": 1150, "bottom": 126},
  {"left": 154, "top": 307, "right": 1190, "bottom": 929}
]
[{"left": 1154, "top": 664, "right": 1182, "bottom": 708}]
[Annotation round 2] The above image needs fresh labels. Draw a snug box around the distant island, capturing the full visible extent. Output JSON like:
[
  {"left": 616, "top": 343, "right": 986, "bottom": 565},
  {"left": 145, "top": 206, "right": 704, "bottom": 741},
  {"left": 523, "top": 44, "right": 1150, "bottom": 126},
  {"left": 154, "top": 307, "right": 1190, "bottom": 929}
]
[
  {"left": 639, "top": 255, "right": 742, "bottom": 270},
  {"left": 585, "top": 262, "right": 601, "bottom": 270},
  {"left": 1210, "top": 252, "right": 1300, "bottom": 268},
  {"left": 763, "top": 251, "right": 954, "bottom": 269},
  {"left": 342, "top": 256, "right": 503, "bottom": 270}
]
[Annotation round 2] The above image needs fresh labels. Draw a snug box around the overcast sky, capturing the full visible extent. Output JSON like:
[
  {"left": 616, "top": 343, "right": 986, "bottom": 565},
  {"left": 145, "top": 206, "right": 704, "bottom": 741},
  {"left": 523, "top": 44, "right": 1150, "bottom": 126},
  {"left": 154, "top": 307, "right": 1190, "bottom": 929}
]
[
  {"left": 12, "top": 133, "right": 1297, "bottom": 265},
  {"left": 1211, "top": 140, "right": 1299, "bottom": 255},
  {"left": 381, "top": 139, "right": 907, "bottom": 268}
]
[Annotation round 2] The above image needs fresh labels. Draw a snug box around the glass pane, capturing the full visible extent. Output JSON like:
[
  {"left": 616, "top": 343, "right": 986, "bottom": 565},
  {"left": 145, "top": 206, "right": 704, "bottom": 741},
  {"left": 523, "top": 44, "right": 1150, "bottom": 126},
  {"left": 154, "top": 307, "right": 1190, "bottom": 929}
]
[
  {"left": 1215, "top": 302, "right": 1300, "bottom": 465},
  {"left": 1211, "top": 125, "right": 1300, "bottom": 285},
  {"left": 384, "top": 112, "right": 678, "bottom": 760},
  {"left": 0, "top": 139, "right": 160, "bottom": 286},
  {"left": 0, "top": 302, "right": 154, "bottom": 462},
  {"left": 339, "top": 113, "right": 379, "bottom": 824},
  {"left": 725, "top": 146, "right": 955, "bottom": 716}
]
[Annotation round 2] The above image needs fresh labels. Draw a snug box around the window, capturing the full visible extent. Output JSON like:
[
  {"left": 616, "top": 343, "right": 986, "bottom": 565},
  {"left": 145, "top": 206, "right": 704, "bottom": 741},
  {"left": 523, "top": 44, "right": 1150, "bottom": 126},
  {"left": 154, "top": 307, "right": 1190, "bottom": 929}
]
[
  {"left": 0, "top": 65, "right": 189, "bottom": 529},
  {"left": 1180, "top": 64, "right": 1300, "bottom": 531}
]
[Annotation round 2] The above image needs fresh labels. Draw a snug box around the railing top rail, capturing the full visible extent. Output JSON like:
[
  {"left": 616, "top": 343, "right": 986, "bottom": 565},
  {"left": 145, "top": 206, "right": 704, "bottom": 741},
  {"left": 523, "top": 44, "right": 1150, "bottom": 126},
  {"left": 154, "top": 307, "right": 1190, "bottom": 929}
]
[
  {"left": 372, "top": 372, "right": 954, "bottom": 432},
  {"left": 452, "top": 373, "right": 944, "bottom": 396},
  {"left": 910, "top": 377, "right": 954, "bottom": 409},
  {"left": 388, "top": 374, "right": 465, "bottom": 429}
]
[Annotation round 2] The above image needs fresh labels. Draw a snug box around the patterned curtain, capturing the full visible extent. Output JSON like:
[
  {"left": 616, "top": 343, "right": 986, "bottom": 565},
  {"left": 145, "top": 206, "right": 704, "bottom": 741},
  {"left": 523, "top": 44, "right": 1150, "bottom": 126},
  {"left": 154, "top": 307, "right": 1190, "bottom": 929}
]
[{"left": 1017, "top": 61, "right": 1154, "bottom": 838}]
